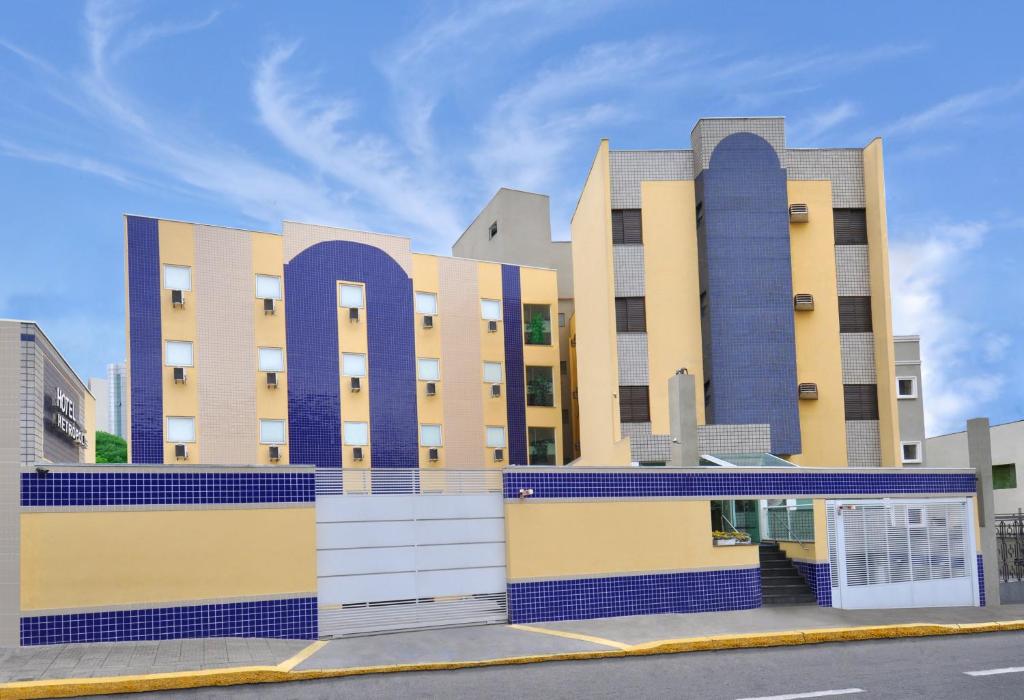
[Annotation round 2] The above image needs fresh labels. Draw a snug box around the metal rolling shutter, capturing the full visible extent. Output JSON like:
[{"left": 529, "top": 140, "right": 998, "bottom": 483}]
[
  {"left": 843, "top": 384, "right": 879, "bottom": 420},
  {"left": 834, "top": 209, "right": 868, "bottom": 245},
  {"left": 615, "top": 297, "right": 647, "bottom": 332},
  {"left": 619, "top": 385, "right": 650, "bottom": 423},
  {"left": 838, "top": 296, "right": 873, "bottom": 332},
  {"left": 612, "top": 209, "right": 643, "bottom": 244}
]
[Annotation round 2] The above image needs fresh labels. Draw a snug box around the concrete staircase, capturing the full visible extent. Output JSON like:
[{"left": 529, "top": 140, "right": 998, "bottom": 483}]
[{"left": 759, "top": 542, "right": 816, "bottom": 606}]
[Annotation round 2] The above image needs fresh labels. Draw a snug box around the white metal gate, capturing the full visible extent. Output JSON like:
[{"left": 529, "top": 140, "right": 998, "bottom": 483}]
[
  {"left": 316, "top": 469, "right": 507, "bottom": 637},
  {"left": 829, "top": 498, "right": 978, "bottom": 609}
]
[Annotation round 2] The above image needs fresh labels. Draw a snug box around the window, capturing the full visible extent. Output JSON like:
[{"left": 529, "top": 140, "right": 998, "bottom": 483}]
[
  {"left": 260, "top": 419, "right": 286, "bottom": 444},
  {"left": 526, "top": 366, "right": 555, "bottom": 407},
  {"left": 163, "top": 265, "right": 191, "bottom": 291},
  {"left": 844, "top": 384, "right": 879, "bottom": 420},
  {"left": 486, "top": 426, "right": 506, "bottom": 448},
  {"left": 994, "top": 464, "right": 1018, "bottom": 490},
  {"left": 342, "top": 353, "right": 367, "bottom": 377},
  {"left": 338, "top": 283, "right": 364, "bottom": 308},
  {"left": 166, "top": 416, "right": 195, "bottom": 443},
  {"left": 523, "top": 304, "right": 551, "bottom": 345},
  {"left": 255, "top": 274, "right": 282, "bottom": 299},
  {"left": 488, "top": 222, "right": 498, "bottom": 239},
  {"left": 896, "top": 376, "right": 918, "bottom": 399},
  {"left": 415, "top": 291, "right": 438, "bottom": 315},
  {"left": 417, "top": 358, "right": 440, "bottom": 381},
  {"left": 528, "top": 427, "right": 556, "bottom": 465},
  {"left": 839, "top": 296, "right": 873, "bottom": 332},
  {"left": 258, "top": 347, "right": 285, "bottom": 372},
  {"left": 558, "top": 312, "right": 566, "bottom": 328},
  {"left": 165, "top": 340, "right": 193, "bottom": 367},
  {"left": 483, "top": 361, "right": 503, "bottom": 384},
  {"left": 343, "top": 421, "right": 368, "bottom": 445},
  {"left": 611, "top": 209, "right": 643, "bottom": 244},
  {"left": 901, "top": 441, "right": 922, "bottom": 464},
  {"left": 481, "top": 299, "right": 502, "bottom": 321},
  {"left": 420, "top": 424, "right": 443, "bottom": 447},
  {"left": 615, "top": 297, "right": 647, "bottom": 332},
  {"left": 833, "top": 208, "right": 868, "bottom": 245},
  {"left": 619, "top": 385, "right": 650, "bottom": 423}
]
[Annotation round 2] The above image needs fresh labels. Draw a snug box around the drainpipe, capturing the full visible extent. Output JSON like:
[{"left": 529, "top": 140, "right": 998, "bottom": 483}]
[{"left": 967, "top": 417, "right": 1000, "bottom": 605}]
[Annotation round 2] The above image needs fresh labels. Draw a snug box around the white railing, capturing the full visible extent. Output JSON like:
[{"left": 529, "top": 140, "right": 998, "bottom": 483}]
[{"left": 315, "top": 467, "right": 503, "bottom": 495}]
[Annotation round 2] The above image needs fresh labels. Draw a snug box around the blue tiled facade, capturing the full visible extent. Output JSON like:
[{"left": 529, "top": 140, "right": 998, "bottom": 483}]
[
  {"left": 508, "top": 568, "right": 761, "bottom": 624},
  {"left": 20, "top": 471, "right": 315, "bottom": 507},
  {"left": 20, "top": 597, "right": 317, "bottom": 645},
  {"left": 793, "top": 560, "right": 832, "bottom": 607},
  {"left": 501, "top": 264, "right": 528, "bottom": 465},
  {"left": 977, "top": 554, "right": 985, "bottom": 607},
  {"left": 695, "top": 133, "right": 800, "bottom": 455},
  {"left": 126, "top": 215, "right": 164, "bottom": 463},
  {"left": 284, "top": 241, "right": 419, "bottom": 471},
  {"left": 503, "top": 470, "right": 976, "bottom": 500}
]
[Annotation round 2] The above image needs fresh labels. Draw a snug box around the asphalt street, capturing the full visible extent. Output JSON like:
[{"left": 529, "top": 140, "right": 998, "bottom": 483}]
[{"left": 109, "top": 631, "right": 1024, "bottom": 699}]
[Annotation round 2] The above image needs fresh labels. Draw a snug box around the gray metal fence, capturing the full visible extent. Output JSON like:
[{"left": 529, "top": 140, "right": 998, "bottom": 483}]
[
  {"left": 765, "top": 505, "right": 814, "bottom": 542},
  {"left": 996, "top": 510, "right": 1024, "bottom": 583}
]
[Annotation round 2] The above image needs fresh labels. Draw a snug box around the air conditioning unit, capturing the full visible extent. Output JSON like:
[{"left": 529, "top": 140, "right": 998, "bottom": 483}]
[
  {"left": 798, "top": 382, "right": 819, "bottom": 400},
  {"left": 350, "top": 376, "right": 361, "bottom": 392},
  {"left": 490, "top": 384, "right": 501, "bottom": 398},
  {"left": 268, "top": 445, "right": 280, "bottom": 462},
  {"left": 422, "top": 315, "right": 434, "bottom": 329},
  {"left": 789, "top": 203, "right": 809, "bottom": 223},
  {"left": 428, "top": 447, "right": 439, "bottom": 462},
  {"left": 349, "top": 307, "right": 360, "bottom": 321},
  {"left": 493, "top": 448, "right": 504, "bottom": 462},
  {"left": 263, "top": 298, "right": 276, "bottom": 315},
  {"left": 174, "top": 443, "right": 188, "bottom": 460},
  {"left": 425, "top": 381, "right": 437, "bottom": 397},
  {"left": 487, "top": 320, "right": 498, "bottom": 333},
  {"left": 794, "top": 293, "right": 815, "bottom": 311},
  {"left": 352, "top": 446, "right": 364, "bottom": 461},
  {"left": 173, "top": 366, "right": 187, "bottom": 383},
  {"left": 171, "top": 289, "right": 185, "bottom": 307},
  {"left": 266, "top": 371, "right": 278, "bottom": 389}
]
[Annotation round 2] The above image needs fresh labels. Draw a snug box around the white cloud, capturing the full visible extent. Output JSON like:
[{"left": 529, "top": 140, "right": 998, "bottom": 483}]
[
  {"left": 883, "top": 78, "right": 1024, "bottom": 136},
  {"left": 890, "top": 221, "right": 1005, "bottom": 435},
  {"left": 793, "top": 101, "right": 859, "bottom": 143}
]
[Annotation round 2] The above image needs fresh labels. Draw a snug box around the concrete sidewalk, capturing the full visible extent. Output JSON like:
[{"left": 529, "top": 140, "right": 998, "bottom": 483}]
[{"left": 2, "top": 604, "right": 1024, "bottom": 699}]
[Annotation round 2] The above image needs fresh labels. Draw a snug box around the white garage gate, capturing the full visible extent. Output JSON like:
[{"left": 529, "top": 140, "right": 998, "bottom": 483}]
[
  {"left": 828, "top": 498, "right": 979, "bottom": 609},
  {"left": 316, "top": 469, "right": 508, "bottom": 637}
]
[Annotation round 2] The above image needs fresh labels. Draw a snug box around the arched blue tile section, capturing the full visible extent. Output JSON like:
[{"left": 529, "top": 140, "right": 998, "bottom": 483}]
[
  {"left": 284, "top": 241, "right": 418, "bottom": 470},
  {"left": 501, "top": 264, "right": 528, "bottom": 465},
  {"left": 695, "top": 133, "right": 801, "bottom": 455},
  {"left": 126, "top": 215, "right": 164, "bottom": 463}
]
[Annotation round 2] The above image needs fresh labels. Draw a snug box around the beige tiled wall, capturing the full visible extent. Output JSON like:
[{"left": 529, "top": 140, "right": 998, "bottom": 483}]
[
  {"left": 283, "top": 221, "right": 413, "bottom": 275},
  {"left": 0, "top": 322, "right": 22, "bottom": 645}
]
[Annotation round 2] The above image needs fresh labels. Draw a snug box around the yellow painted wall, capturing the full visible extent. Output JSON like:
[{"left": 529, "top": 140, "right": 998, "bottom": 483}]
[
  {"left": 520, "top": 265, "right": 562, "bottom": 465},
  {"left": 478, "top": 262, "right": 508, "bottom": 467},
  {"left": 338, "top": 281, "right": 371, "bottom": 465},
  {"left": 252, "top": 232, "right": 289, "bottom": 465},
  {"left": 412, "top": 254, "right": 445, "bottom": 466},
  {"left": 158, "top": 220, "right": 200, "bottom": 464},
  {"left": 863, "top": 139, "right": 901, "bottom": 467},
  {"left": 777, "top": 500, "right": 830, "bottom": 562},
  {"left": 641, "top": 180, "right": 705, "bottom": 434},
  {"left": 20, "top": 507, "right": 316, "bottom": 610},
  {"left": 787, "top": 182, "right": 847, "bottom": 467},
  {"left": 570, "top": 140, "right": 631, "bottom": 465},
  {"left": 505, "top": 500, "right": 759, "bottom": 580}
]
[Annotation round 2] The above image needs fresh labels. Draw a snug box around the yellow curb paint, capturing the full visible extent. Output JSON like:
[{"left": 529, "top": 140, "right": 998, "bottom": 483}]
[
  {"left": 508, "top": 624, "right": 634, "bottom": 651},
  {"left": 276, "top": 640, "right": 328, "bottom": 671}
]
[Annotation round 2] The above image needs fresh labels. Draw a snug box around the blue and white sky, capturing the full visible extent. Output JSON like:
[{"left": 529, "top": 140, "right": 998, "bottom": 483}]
[{"left": 1, "top": 1, "right": 1020, "bottom": 436}]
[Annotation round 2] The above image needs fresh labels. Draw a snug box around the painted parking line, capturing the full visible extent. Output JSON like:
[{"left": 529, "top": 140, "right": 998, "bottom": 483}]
[
  {"left": 276, "top": 640, "right": 329, "bottom": 671},
  {"left": 964, "top": 666, "right": 1024, "bottom": 677},
  {"left": 735, "top": 689, "right": 864, "bottom": 700},
  {"left": 508, "top": 624, "right": 633, "bottom": 651}
]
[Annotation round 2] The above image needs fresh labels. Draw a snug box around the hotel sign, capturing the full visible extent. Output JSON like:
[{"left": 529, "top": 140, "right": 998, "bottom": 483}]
[{"left": 46, "top": 386, "right": 88, "bottom": 448}]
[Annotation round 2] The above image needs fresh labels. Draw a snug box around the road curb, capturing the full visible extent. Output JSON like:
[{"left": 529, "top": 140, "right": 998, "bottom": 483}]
[{"left": 3, "top": 620, "right": 1023, "bottom": 699}]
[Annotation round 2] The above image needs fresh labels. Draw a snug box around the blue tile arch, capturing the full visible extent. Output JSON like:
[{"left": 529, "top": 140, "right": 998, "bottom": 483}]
[
  {"left": 501, "top": 264, "right": 527, "bottom": 465},
  {"left": 284, "top": 241, "right": 419, "bottom": 472},
  {"left": 126, "top": 216, "right": 164, "bottom": 463},
  {"left": 695, "top": 133, "right": 801, "bottom": 455}
]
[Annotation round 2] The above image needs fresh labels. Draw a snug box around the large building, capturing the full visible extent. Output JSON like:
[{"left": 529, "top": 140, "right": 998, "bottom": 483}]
[
  {"left": 569, "top": 117, "right": 901, "bottom": 467},
  {"left": 123, "top": 217, "right": 562, "bottom": 469}
]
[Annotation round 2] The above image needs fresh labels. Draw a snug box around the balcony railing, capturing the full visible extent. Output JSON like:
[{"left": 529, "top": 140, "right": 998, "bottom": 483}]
[
  {"left": 997, "top": 510, "right": 1024, "bottom": 583},
  {"left": 765, "top": 504, "right": 814, "bottom": 542}
]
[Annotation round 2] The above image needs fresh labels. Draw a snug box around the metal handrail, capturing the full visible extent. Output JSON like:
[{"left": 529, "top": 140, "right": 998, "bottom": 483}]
[{"left": 765, "top": 505, "right": 814, "bottom": 546}]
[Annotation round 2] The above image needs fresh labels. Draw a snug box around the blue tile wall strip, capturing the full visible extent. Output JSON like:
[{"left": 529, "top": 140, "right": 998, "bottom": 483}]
[
  {"left": 20, "top": 597, "right": 317, "bottom": 645},
  {"left": 977, "top": 554, "right": 985, "bottom": 607},
  {"left": 284, "top": 241, "right": 419, "bottom": 472},
  {"left": 695, "top": 133, "right": 801, "bottom": 454},
  {"left": 502, "top": 471, "right": 976, "bottom": 500},
  {"left": 793, "top": 561, "right": 832, "bottom": 607},
  {"left": 508, "top": 568, "right": 761, "bottom": 624},
  {"left": 501, "top": 264, "right": 527, "bottom": 465},
  {"left": 20, "top": 472, "right": 315, "bottom": 507},
  {"left": 126, "top": 215, "right": 164, "bottom": 463}
]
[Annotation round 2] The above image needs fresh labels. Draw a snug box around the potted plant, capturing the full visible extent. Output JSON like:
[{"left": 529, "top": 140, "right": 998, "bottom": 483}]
[
  {"left": 712, "top": 530, "right": 751, "bottom": 546},
  {"left": 526, "top": 313, "right": 549, "bottom": 345}
]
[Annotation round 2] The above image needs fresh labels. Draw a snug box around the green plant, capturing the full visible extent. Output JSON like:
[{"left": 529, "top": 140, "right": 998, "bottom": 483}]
[
  {"left": 95, "top": 431, "right": 127, "bottom": 463},
  {"left": 528, "top": 374, "right": 553, "bottom": 406},
  {"left": 711, "top": 530, "right": 750, "bottom": 542},
  {"left": 526, "top": 313, "right": 548, "bottom": 345}
]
